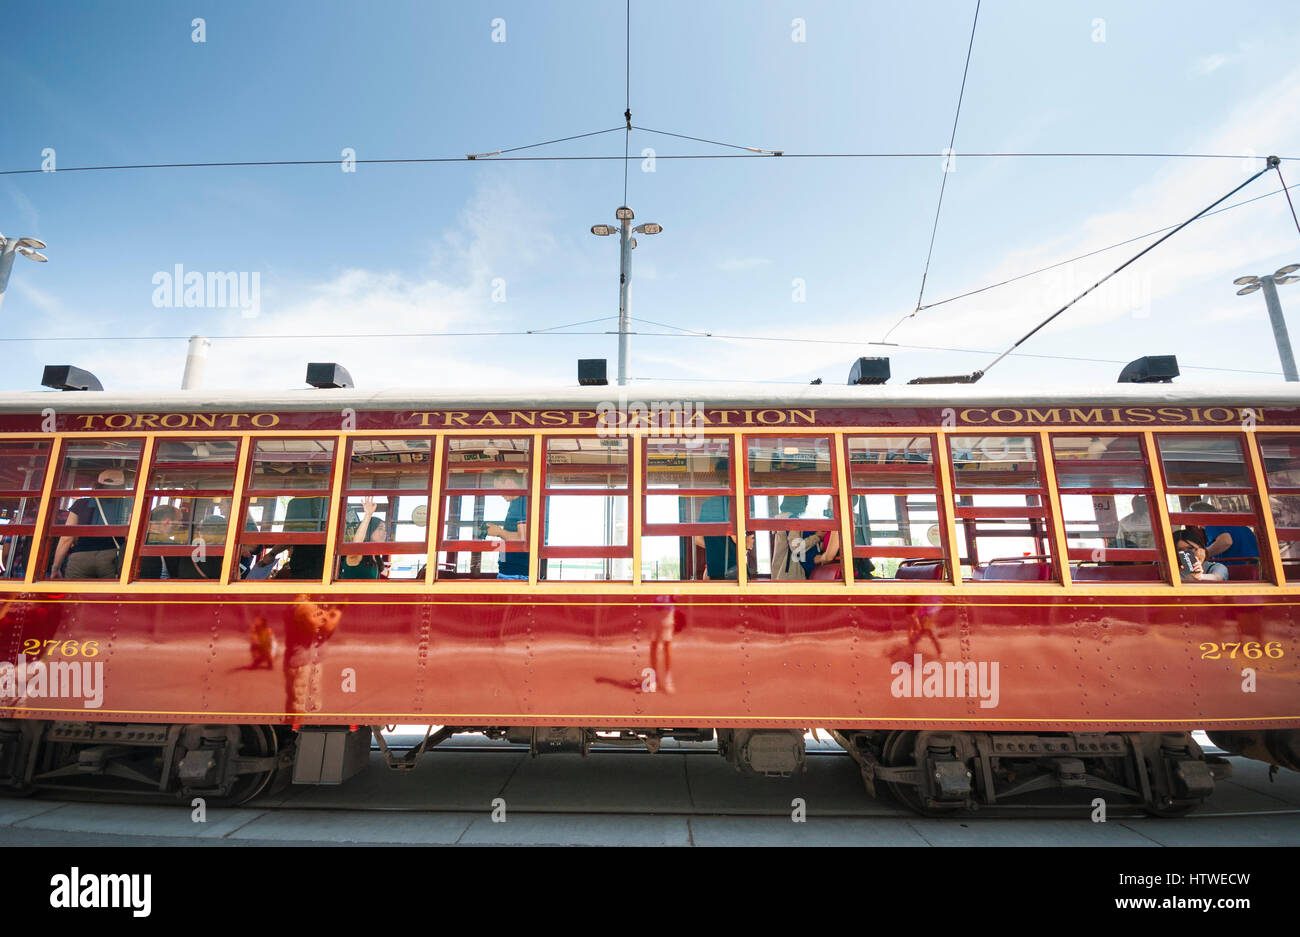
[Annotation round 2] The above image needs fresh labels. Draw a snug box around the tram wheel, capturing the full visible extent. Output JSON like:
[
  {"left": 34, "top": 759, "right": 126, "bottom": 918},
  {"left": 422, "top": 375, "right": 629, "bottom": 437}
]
[
  {"left": 881, "top": 730, "right": 929, "bottom": 815},
  {"left": 204, "top": 725, "right": 281, "bottom": 806},
  {"left": 1141, "top": 798, "right": 1200, "bottom": 819}
]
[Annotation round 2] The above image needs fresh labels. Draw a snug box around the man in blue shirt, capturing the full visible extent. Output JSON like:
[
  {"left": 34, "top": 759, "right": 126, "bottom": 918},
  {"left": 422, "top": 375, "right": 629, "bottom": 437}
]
[{"left": 486, "top": 472, "right": 529, "bottom": 580}]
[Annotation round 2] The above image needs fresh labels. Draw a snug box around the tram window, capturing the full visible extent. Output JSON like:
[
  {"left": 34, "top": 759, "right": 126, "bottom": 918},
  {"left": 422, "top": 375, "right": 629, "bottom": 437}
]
[
  {"left": 43, "top": 439, "right": 144, "bottom": 580},
  {"left": 1257, "top": 433, "right": 1300, "bottom": 580},
  {"left": 236, "top": 438, "right": 337, "bottom": 581},
  {"left": 540, "top": 437, "right": 631, "bottom": 581},
  {"left": 436, "top": 438, "right": 532, "bottom": 580},
  {"left": 746, "top": 436, "right": 839, "bottom": 581},
  {"left": 1157, "top": 434, "right": 1266, "bottom": 581},
  {"left": 845, "top": 436, "right": 948, "bottom": 581},
  {"left": 133, "top": 438, "right": 240, "bottom": 581},
  {"left": 0, "top": 440, "right": 52, "bottom": 581},
  {"left": 641, "top": 437, "right": 734, "bottom": 581},
  {"left": 334, "top": 438, "right": 432, "bottom": 581},
  {"left": 948, "top": 435, "right": 1058, "bottom": 582},
  {"left": 1049, "top": 435, "right": 1165, "bottom": 582}
]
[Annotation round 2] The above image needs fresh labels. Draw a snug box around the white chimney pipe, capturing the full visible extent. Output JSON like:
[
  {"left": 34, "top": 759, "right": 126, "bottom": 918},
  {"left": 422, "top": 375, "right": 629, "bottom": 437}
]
[{"left": 182, "top": 335, "right": 211, "bottom": 390}]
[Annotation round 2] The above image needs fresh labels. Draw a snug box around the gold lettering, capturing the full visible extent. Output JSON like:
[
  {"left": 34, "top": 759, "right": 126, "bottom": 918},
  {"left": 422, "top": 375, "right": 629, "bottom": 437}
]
[
  {"left": 446, "top": 411, "right": 470, "bottom": 427},
  {"left": 1156, "top": 407, "right": 1186, "bottom": 423},
  {"left": 476, "top": 412, "right": 502, "bottom": 426},
  {"left": 104, "top": 414, "right": 131, "bottom": 429},
  {"left": 991, "top": 408, "right": 1021, "bottom": 424},
  {"left": 509, "top": 411, "right": 536, "bottom": 426},
  {"left": 540, "top": 410, "right": 567, "bottom": 426},
  {"left": 960, "top": 408, "right": 988, "bottom": 424},
  {"left": 411, "top": 412, "right": 434, "bottom": 427},
  {"left": 1065, "top": 408, "right": 1104, "bottom": 423},
  {"left": 572, "top": 410, "right": 597, "bottom": 425},
  {"left": 191, "top": 412, "right": 215, "bottom": 429},
  {"left": 688, "top": 411, "right": 713, "bottom": 425},
  {"left": 225, "top": 414, "right": 246, "bottom": 428},
  {"left": 133, "top": 413, "right": 160, "bottom": 430},
  {"left": 160, "top": 413, "right": 188, "bottom": 429},
  {"left": 789, "top": 409, "right": 816, "bottom": 425},
  {"left": 756, "top": 409, "right": 786, "bottom": 425},
  {"left": 1188, "top": 407, "right": 1201, "bottom": 422},
  {"left": 715, "top": 410, "right": 742, "bottom": 424},
  {"left": 1238, "top": 407, "right": 1265, "bottom": 424},
  {"left": 1126, "top": 407, "right": 1156, "bottom": 423},
  {"left": 250, "top": 413, "right": 279, "bottom": 428},
  {"left": 1024, "top": 408, "right": 1062, "bottom": 424},
  {"left": 76, "top": 415, "right": 99, "bottom": 430},
  {"left": 1203, "top": 407, "right": 1235, "bottom": 423}
]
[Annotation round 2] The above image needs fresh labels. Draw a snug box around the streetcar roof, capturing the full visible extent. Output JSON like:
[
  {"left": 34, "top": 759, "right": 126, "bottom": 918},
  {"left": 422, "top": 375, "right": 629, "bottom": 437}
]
[{"left": 0, "top": 382, "right": 1297, "bottom": 413}]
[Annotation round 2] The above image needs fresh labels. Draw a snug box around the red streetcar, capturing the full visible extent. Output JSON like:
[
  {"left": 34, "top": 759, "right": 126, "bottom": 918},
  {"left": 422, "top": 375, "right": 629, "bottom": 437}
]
[{"left": 2, "top": 375, "right": 1298, "bottom": 814}]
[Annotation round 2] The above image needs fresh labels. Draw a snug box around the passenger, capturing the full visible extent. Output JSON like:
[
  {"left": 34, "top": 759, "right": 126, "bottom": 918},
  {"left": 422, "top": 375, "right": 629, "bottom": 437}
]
[
  {"left": 486, "top": 472, "right": 528, "bottom": 580},
  {"left": 339, "top": 498, "right": 386, "bottom": 580},
  {"left": 283, "top": 496, "right": 327, "bottom": 580},
  {"left": 694, "top": 458, "right": 753, "bottom": 579},
  {"left": 1117, "top": 494, "right": 1155, "bottom": 549},
  {"left": 1189, "top": 500, "right": 1260, "bottom": 566},
  {"left": 138, "top": 504, "right": 182, "bottom": 579},
  {"left": 808, "top": 505, "right": 841, "bottom": 577},
  {"left": 771, "top": 495, "right": 817, "bottom": 581},
  {"left": 1174, "top": 527, "right": 1228, "bottom": 582},
  {"left": 50, "top": 468, "right": 133, "bottom": 579},
  {"left": 176, "top": 515, "right": 228, "bottom": 579}
]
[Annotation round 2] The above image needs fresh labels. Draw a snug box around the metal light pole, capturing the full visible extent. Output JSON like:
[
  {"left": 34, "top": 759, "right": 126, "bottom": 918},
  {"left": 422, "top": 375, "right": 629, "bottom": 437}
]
[
  {"left": 591, "top": 207, "right": 663, "bottom": 386},
  {"left": 0, "top": 233, "right": 49, "bottom": 311},
  {"left": 1236, "top": 264, "right": 1300, "bottom": 382}
]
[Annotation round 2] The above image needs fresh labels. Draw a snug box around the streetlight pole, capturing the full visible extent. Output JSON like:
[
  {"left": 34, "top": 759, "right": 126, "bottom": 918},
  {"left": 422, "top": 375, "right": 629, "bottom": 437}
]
[
  {"left": 0, "top": 233, "right": 49, "bottom": 311},
  {"left": 591, "top": 207, "right": 663, "bottom": 387},
  {"left": 1235, "top": 264, "right": 1300, "bottom": 382}
]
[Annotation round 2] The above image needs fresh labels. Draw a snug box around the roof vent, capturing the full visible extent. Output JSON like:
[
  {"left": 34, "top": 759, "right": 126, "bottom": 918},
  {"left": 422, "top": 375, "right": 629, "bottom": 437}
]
[
  {"left": 41, "top": 365, "right": 103, "bottom": 391},
  {"left": 848, "top": 357, "right": 890, "bottom": 385},
  {"left": 1118, "top": 355, "right": 1178, "bottom": 384},
  {"left": 306, "top": 363, "right": 354, "bottom": 389}
]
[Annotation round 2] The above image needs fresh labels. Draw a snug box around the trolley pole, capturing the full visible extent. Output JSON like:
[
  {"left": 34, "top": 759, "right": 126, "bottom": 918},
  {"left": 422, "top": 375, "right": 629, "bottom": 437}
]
[{"left": 1259, "top": 275, "right": 1299, "bottom": 382}]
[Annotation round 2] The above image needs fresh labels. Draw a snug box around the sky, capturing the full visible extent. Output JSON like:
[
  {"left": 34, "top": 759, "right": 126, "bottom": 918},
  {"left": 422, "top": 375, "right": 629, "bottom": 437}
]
[{"left": 3, "top": 0, "right": 1300, "bottom": 394}]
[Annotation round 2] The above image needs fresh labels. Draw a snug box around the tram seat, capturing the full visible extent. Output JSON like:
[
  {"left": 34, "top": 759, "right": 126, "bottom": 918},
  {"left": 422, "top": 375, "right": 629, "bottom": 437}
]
[
  {"left": 808, "top": 563, "right": 843, "bottom": 581},
  {"left": 895, "top": 560, "right": 945, "bottom": 581},
  {"left": 980, "top": 559, "right": 1053, "bottom": 582},
  {"left": 1225, "top": 562, "right": 1260, "bottom": 582},
  {"left": 1071, "top": 563, "right": 1161, "bottom": 582}
]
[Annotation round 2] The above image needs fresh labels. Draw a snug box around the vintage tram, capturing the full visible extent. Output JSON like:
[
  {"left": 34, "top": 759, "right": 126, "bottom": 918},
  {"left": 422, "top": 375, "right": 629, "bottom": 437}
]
[{"left": 1, "top": 378, "right": 1298, "bottom": 815}]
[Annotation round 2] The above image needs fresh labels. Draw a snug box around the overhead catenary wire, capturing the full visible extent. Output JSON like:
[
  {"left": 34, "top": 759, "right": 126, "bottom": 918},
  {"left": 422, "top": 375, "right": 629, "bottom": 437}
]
[{"left": 3, "top": 151, "right": 1295, "bottom": 176}]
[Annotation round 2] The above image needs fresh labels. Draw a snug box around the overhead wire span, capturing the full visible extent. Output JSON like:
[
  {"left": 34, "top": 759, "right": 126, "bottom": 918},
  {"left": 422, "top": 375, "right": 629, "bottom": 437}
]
[
  {"left": 466, "top": 127, "right": 625, "bottom": 160},
  {"left": 883, "top": 0, "right": 981, "bottom": 344}
]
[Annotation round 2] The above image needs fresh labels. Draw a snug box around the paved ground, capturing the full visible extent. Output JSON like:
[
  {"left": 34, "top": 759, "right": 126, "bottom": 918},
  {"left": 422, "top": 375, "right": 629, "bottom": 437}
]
[{"left": 3, "top": 733, "right": 1298, "bottom": 846}]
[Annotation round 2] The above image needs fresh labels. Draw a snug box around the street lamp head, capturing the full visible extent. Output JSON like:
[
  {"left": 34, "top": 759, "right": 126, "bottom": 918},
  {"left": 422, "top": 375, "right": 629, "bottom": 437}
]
[
  {"left": 634, "top": 223, "right": 663, "bottom": 235},
  {"left": 1233, "top": 276, "right": 1260, "bottom": 286},
  {"left": 1237, "top": 283, "right": 1262, "bottom": 295},
  {"left": 615, "top": 206, "right": 634, "bottom": 221},
  {"left": 17, "top": 248, "right": 48, "bottom": 263},
  {"left": 1276, "top": 264, "right": 1300, "bottom": 277},
  {"left": 590, "top": 224, "right": 616, "bottom": 236},
  {"left": 1277, "top": 276, "right": 1300, "bottom": 285},
  {"left": 17, "top": 237, "right": 46, "bottom": 250}
]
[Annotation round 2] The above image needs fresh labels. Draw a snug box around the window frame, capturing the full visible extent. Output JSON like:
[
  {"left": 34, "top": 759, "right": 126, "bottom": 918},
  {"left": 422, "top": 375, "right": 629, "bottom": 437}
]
[
  {"left": 0, "top": 436, "right": 55, "bottom": 584},
  {"left": 330, "top": 436, "right": 436, "bottom": 582},
  {"left": 537, "top": 434, "right": 634, "bottom": 577},
  {"left": 640, "top": 434, "right": 737, "bottom": 583},
  {"left": 435, "top": 435, "right": 535, "bottom": 580}
]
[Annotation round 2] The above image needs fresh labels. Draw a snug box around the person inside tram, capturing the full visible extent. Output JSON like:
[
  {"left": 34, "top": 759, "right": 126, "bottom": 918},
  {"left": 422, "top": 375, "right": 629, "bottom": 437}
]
[
  {"left": 771, "top": 495, "right": 818, "bottom": 581},
  {"left": 486, "top": 472, "right": 528, "bottom": 580},
  {"left": 1117, "top": 494, "right": 1154, "bottom": 549},
  {"left": 282, "top": 495, "right": 327, "bottom": 580},
  {"left": 339, "top": 497, "right": 387, "bottom": 580},
  {"left": 176, "top": 515, "right": 229, "bottom": 580},
  {"left": 809, "top": 505, "right": 842, "bottom": 577},
  {"left": 693, "top": 457, "right": 754, "bottom": 579},
  {"left": 50, "top": 467, "right": 133, "bottom": 579},
  {"left": 1189, "top": 500, "right": 1260, "bottom": 567},
  {"left": 138, "top": 504, "right": 182, "bottom": 579},
  {"left": 1174, "top": 526, "right": 1228, "bottom": 582}
]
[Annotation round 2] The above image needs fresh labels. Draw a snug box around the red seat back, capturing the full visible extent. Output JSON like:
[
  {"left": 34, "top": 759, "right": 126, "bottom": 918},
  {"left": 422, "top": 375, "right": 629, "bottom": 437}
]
[
  {"left": 1225, "top": 563, "right": 1260, "bottom": 581},
  {"left": 896, "top": 561, "right": 944, "bottom": 581},
  {"left": 980, "top": 560, "right": 1053, "bottom": 581},
  {"left": 1071, "top": 563, "right": 1162, "bottom": 582},
  {"left": 808, "top": 563, "right": 843, "bottom": 581}
]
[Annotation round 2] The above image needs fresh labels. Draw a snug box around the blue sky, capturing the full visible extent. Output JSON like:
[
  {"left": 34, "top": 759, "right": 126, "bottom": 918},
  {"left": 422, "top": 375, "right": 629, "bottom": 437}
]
[{"left": 3, "top": 0, "right": 1300, "bottom": 393}]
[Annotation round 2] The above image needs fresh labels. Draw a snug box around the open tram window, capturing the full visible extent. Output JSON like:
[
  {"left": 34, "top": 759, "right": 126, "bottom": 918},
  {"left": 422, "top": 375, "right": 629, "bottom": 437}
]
[
  {"left": 746, "top": 435, "right": 840, "bottom": 582},
  {"left": 539, "top": 437, "right": 631, "bottom": 581},
  {"left": 641, "top": 437, "right": 734, "bottom": 582},
  {"left": 42, "top": 438, "right": 144, "bottom": 580},
  {"left": 845, "top": 436, "right": 949, "bottom": 582},
  {"left": 436, "top": 437, "right": 532, "bottom": 580},
  {"left": 235, "top": 438, "right": 337, "bottom": 581},
  {"left": 1157, "top": 434, "right": 1267, "bottom": 582},
  {"left": 1049, "top": 435, "right": 1165, "bottom": 583},
  {"left": 1256, "top": 433, "right": 1300, "bottom": 582},
  {"left": 334, "top": 438, "right": 432, "bottom": 581},
  {"left": 132, "top": 438, "right": 239, "bottom": 581},
  {"left": 948, "top": 435, "right": 1058, "bottom": 582},
  {"left": 0, "top": 439, "right": 52, "bottom": 581}
]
